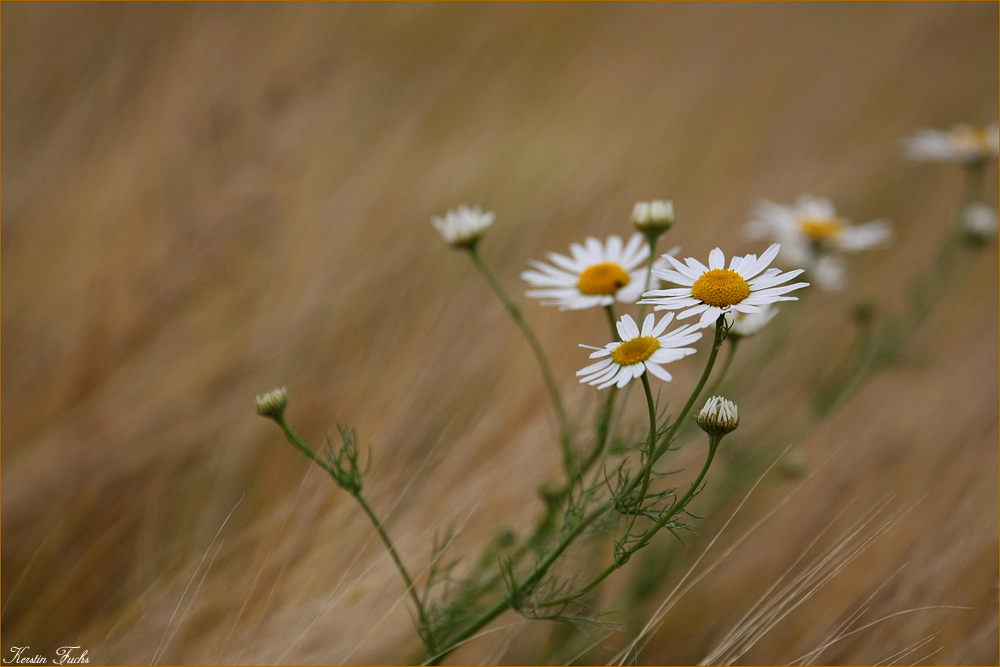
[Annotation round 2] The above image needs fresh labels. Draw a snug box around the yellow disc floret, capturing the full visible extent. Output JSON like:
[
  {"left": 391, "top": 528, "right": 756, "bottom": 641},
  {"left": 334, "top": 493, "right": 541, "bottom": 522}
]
[
  {"left": 611, "top": 336, "right": 660, "bottom": 366},
  {"left": 691, "top": 269, "right": 750, "bottom": 308},
  {"left": 577, "top": 262, "right": 630, "bottom": 295},
  {"left": 798, "top": 216, "right": 843, "bottom": 241}
]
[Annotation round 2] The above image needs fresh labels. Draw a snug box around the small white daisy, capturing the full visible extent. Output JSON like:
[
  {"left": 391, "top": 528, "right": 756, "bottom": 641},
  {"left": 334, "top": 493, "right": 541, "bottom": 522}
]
[
  {"left": 904, "top": 124, "right": 1000, "bottom": 164},
  {"left": 432, "top": 205, "right": 495, "bottom": 247},
  {"left": 577, "top": 313, "right": 702, "bottom": 389},
  {"left": 521, "top": 233, "right": 670, "bottom": 310},
  {"left": 745, "top": 196, "right": 892, "bottom": 291},
  {"left": 640, "top": 244, "right": 808, "bottom": 329},
  {"left": 726, "top": 303, "right": 779, "bottom": 339}
]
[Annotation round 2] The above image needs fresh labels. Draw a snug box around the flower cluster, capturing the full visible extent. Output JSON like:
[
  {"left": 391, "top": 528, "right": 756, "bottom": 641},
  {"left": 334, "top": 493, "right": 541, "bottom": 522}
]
[{"left": 256, "top": 110, "right": 993, "bottom": 660}]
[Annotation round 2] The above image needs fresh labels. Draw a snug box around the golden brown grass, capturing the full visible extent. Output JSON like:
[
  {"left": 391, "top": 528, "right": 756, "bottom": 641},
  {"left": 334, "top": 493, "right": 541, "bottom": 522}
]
[{"left": 2, "top": 3, "right": 997, "bottom": 664}]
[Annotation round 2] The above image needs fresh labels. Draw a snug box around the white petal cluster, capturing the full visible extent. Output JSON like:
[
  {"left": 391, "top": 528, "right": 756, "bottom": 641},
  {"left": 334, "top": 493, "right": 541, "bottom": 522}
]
[
  {"left": 904, "top": 124, "right": 1000, "bottom": 164},
  {"left": 745, "top": 195, "right": 892, "bottom": 292},
  {"left": 577, "top": 313, "right": 702, "bottom": 389},
  {"left": 695, "top": 396, "right": 739, "bottom": 437},
  {"left": 432, "top": 205, "right": 496, "bottom": 247},
  {"left": 640, "top": 244, "right": 809, "bottom": 329},
  {"left": 522, "top": 233, "right": 671, "bottom": 310},
  {"left": 632, "top": 200, "right": 675, "bottom": 232},
  {"left": 255, "top": 387, "right": 289, "bottom": 420}
]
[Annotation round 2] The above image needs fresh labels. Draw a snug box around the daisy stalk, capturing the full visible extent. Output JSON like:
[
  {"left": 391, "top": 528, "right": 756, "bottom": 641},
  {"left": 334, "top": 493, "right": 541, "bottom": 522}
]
[
  {"left": 655, "top": 316, "right": 729, "bottom": 458},
  {"left": 430, "top": 314, "right": 713, "bottom": 662},
  {"left": 584, "top": 217, "right": 669, "bottom": 485},
  {"left": 429, "top": 425, "right": 725, "bottom": 664},
  {"left": 703, "top": 335, "right": 739, "bottom": 399},
  {"left": 466, "top": 243, "right": 574, "bottom": 473},
  {"left": 255, "top": 391, "right": 435, "bottom": 652},
  {"left": 534, "top": 395, "right": 737, "bottom": 613}
]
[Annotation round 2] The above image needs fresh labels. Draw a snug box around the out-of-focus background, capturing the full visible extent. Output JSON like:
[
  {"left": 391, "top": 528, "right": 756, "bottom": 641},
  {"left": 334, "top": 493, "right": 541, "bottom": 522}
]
[{"left": 2, "top": 3, "right": 998, "bottom": 665}]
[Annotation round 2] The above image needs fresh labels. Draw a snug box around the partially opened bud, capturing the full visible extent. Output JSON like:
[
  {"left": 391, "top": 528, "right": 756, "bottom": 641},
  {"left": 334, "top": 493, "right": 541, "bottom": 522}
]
[
  {"left": 695, "top": 396, "right": 739, "bottom": 438},
  {"left": 432, "top": 205, "right": 496, "bottom": 248},
  {"left": 632, "top": 200, "right": 674, "bottom": 235},
  {"left": 255, "top": 387, "right": 289, "bottom": 421}
]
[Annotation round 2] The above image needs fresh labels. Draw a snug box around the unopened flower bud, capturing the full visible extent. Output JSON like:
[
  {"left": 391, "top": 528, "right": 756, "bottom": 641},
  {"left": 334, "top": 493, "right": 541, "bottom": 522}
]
[
  {"left": 632, "top": 200, "right": 674, "bottom": 235},
  {"left": 538, "top": 480, "right": 565, "bottom": 505},
  {"left": 255, "top": 387, "right": 288, "bottom": 421},
  {"left": 960, "top": 202, "right": 999, "bottom": 243},
  {"left": 432, "top": 205, "right": 495, "bottom": 248},
  {"left": 695, "top": 396, "right": 739, "bottom": 438}
]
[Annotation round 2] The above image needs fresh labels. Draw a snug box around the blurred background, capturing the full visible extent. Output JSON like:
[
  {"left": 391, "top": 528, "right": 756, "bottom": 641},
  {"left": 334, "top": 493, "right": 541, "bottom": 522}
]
[{"left": 2, "top": 3, "right": 998, "bottom": 665}]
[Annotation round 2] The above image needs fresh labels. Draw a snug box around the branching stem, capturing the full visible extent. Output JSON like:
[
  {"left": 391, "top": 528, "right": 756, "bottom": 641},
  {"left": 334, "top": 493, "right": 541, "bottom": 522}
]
[
  {"left": 466, "top": 244, "right": 573, "bottom": 474},
  {"left": 275, "top": 418, "right": 433, "bottom": 650},
  {"left": 655, "top": 316, "right": 727, "bottom": 459}
]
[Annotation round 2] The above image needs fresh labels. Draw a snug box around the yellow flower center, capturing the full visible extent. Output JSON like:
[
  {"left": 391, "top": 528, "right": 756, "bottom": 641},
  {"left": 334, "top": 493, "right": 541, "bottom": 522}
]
[
  {"left": 611, "top": 336, "right": 660, "bottom": 366},
  {"left": 691, "top": 269, "right": 750, "bottom": 308},
  {"left": 577, "top": 262, "right": 630, "bottom": 295},
  {"left": 798, "top": 216, "right": 843, "bottom": 241}
]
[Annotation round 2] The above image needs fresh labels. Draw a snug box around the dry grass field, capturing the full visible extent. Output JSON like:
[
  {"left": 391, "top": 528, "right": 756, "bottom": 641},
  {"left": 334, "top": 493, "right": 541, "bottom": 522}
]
[{"left": 2, "top": 3, "right": 998, "bottom": 665}]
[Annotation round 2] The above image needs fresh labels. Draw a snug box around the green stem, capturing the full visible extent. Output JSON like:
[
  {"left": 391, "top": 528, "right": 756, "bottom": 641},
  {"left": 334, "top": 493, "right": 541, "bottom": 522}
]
[
  {"left": 539, "top": 434, "right": 721, "bottom": 609},
  {"left": 960, "top": 160, "right": 986, "bottom": 217},
  {"left": 604, "top": 304, "right": 621, "bottom": 341},
  {"left": 703, "top": 337, "right": 739, "bottom": 400},
  {"left": 431, "top": 321, "right": 727, "bottom": 660},
  {"left": 583, "top": 236, "right": 660, "bottom": 485},
  {"left": 276, "top": 418, "right": 433, "bottom": 649},
  {"left": 637, "top": 232, "right": 661, "bottom": 321},
  {"left": 654, "top": 317, "right": 727, "bottom": 460},
  {"left": 467, "top": 245, "right": 573, "bottom": 474},
  {"left": 636, "top": 373, "right": 658, "bottom": 505},
  {"left": 426, "top": 507, "right": 604, "bottom": 664}
]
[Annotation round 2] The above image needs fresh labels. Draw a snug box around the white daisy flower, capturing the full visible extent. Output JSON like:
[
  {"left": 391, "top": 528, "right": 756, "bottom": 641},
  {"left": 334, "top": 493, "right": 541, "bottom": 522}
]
[
  {"left": 726, "top": 303, "right": 779, "bottom": 339},
  {"left": 904, "top": 124, "right": 1000, "bottom": 164},
  {"left": 640, "top": 244, "right": 809, "bottom": 329},
  {"left": 746, "top": 196, "right": 893, "bottom": 263},
  {"left": 432, "top": 205, "right": 495, "bottom": 247},
  {"left": 961, "top": 202, "right": 1000, "bottom": 241},
  {"left": 577, "top": 313, "right": 702, "bottom": 389},
  {"left": 745, "top": 196, "right": 892, "bottom": 292},
  {"left": 632, "top": 200, "right": 674, "bottom": 233},
  {"left": 521, "top": 233, "right": 670, "bottom": 310}
]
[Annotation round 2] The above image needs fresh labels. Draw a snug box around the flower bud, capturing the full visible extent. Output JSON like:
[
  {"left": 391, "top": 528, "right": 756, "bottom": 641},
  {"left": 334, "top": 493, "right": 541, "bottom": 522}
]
[
  {"left": 538, "top": 480, "right": 565, "bottom": 505},
  {"left": 960, "top": 202, "right": 999, "bottom": 243},
  {"left": 255, "top": 387, "right": 288, "bottom": 421},
  {"left": 695, "top": 396, "right": 739, "bottom": 437},
  {"left": 432, "top": 205, "right": 495, "bottom": 248},
  {"left": 632, "top": 200, "right": 674, "bottom": 234}
]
